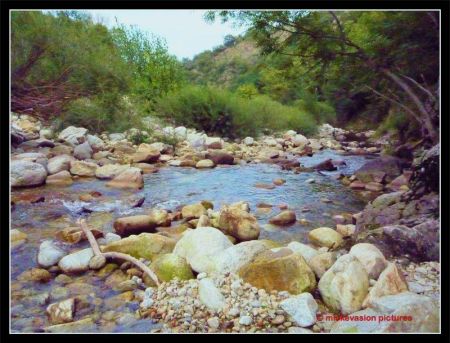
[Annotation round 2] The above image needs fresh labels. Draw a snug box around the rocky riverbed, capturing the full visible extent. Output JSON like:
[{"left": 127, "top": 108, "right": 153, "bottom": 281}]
[{"left": 10, "top": 114, "right": 440, "bottom": 333}]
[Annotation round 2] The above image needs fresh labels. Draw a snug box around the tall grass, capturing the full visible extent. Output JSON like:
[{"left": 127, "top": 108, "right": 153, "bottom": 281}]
[{"left": 154, "top": 85, "right": 317, "bottom": 138}]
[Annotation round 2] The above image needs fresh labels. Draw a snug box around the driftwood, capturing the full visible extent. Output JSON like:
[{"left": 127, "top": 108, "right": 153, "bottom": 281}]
[{"left": 77, "top": 218, "right": 160, "bottom": 286}]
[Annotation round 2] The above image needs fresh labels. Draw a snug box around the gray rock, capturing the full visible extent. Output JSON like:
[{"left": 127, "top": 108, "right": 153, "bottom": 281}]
[
  {"left": 38, "top": 240, "right": 66, "bottom": 268},
  {"left": 198, "top": 278, "right": 225, "bottom": 312},
  {"left": 11, "top": 160, "right": 47, "bottom": 187},
  {"left": 58, "top": 126, "right": 88, "bottom": 145},
  {"left": 58, "top": 248, "right": 94, "bottom": 273},
  {"left": 74, "top": 141, "right": 93, "bottom": 160},
  {"left": 280, "top": 292, "right": 318, "bottom": 327}
]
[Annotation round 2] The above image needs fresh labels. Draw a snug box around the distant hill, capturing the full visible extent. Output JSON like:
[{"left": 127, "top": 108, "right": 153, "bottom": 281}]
[{"left": 184, "top": 34, "right": 262, "bottom": 90}]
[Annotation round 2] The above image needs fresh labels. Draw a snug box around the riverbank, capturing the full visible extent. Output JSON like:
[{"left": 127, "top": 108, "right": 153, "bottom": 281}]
[{"left": 10, "top": 114, "right": 440, "bottom": 333}]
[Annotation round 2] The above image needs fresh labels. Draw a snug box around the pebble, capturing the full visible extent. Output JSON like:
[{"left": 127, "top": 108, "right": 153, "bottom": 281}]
[{"left": 239, "top": 315, "right": 252, "bottom": 326}]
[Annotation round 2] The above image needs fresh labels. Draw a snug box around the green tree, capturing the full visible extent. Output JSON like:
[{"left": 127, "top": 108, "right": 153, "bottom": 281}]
[{"left": 206, "top": 10, "right": 439, "bottom": 144}]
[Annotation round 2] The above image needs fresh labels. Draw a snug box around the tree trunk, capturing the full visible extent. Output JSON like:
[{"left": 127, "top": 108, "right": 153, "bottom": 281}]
[{"left": 382, "top": 69, "right": 438, "bottom": 144}]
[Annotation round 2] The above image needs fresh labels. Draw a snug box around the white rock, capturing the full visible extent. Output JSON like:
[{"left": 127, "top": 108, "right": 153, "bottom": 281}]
[
  {"left": 86, "top": 135, "right": 105, "bottom": 152},
  {"left": 58, "top": 126, "right": 87, "bottom": 145},
  {"left": 291, "top": 134, "right": 309, "bottom": 148},
  {"left": 349, "top": 243, "right": 387, "bottom": 280},
  {"left": 239, "top": 315, "right": 253, "bottom": 326},
  {"left": 11, "top": 160, "right": 47, "bottom": 187},
  {"left": 173, "top": 227, "right": 233, "bottom": 273},
  {"left": 174, "top": 126, "right": 187, "bottom": 139},
  {"left": 287, "top": 241, "right": 318, "bottom": 263},
  {"left": 47, "top": 155, "right": 73, "bottom": 175},
  {"left": 280, "top": 292, "right": 318, "bottom": 327},
  {"left": 211, "top": 240, "right": 269, "bottom": 274},
  {"left": 58, "top": 248, "right": 94, "bottom": 273},
  {"left": 38, "top": 241, "right": 66, "bottom": 268},
  {"left": 108, "top": 133, "right": 126, "bottom": 142},
  {"left": 104, "top": 232, "right": 122, "bottom": 244},
  {"left": 207, "top": 317, "right": 220, "bottom": 329},
  {"left": 243, "top": 137, "right": 254, "bottom": 146},
  {"left": 198, "top": 278, "right": 226, "bottom": 312}
]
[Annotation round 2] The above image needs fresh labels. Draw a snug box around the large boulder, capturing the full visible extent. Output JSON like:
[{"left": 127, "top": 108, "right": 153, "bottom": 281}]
[
  {"left": 106, "top": 167, "right": 143, "bottom": 189},
  {"left": 238, "top": 248, "right": 316, "bottom": 294},
  {"left": 218, "top": 206, "right": 260, "bottom": 241},
  {"left": 58, "top": 126, "right": 88, "bottom": 145},
  {"left": 286, "top": 241, "right": 318, "bottom": 263},
  {"left": 11, "top": 160, "right": 47, "bottom": 187},
  {"left": 73, "top": 141, "right": 93, "bottom": 160},
  {"left": 69, "top": 160, "right": 97, "bottom": 177},
  {"left": 363, "top": 262, "right": 408, "bottom": 307},
  {"left": 173, "top": 227, "right": 233, "bottom": 273},
  {"left": 368, "top": 292, "right": 439, "bottom": 332},
  {"left": 318, "top": 254, "right": 369, "bottom": 314},
  {"left": 211, "top": 240, "right": 269, "bottom": 274},
  {"left": 308, "top": 227, "right": 343, "bottom": 249},
  {"left": 150, "top": 253, "right": 194, "bottom": 282},
  {"left": 355, "top": 156, "right": 404, "bottom": 183},
  {"left": 11, "top": 152, "right": 47, "bottom": 166},
  {"left": 308, "top": 252, "right": 337, "bottom": 278},
  {"left": 102, "top": 233, "right": 176, "bottom": 261},
  {"left": 349, "top": 243, "right": 387, "bottom": 280},
  {"left": 47, "top": 155, "right": 73, "bottom": 175}
]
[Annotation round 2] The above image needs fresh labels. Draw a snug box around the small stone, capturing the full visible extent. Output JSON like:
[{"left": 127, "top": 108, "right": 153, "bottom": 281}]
[
  {"left": 207, "top": 317, "right": 220, "bottom": 329},
  {"left": 239, "top": 315, "right": 252, "bottom": 326}
]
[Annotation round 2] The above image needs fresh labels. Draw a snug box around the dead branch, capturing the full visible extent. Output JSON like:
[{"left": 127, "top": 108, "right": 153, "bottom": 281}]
[{"left": 77, "top": 218, "right": 160, "bottom": 286}]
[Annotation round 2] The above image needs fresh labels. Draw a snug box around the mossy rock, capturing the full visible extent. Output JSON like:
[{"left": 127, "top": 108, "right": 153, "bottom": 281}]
[
  {"left": 102, "top": 233, "right": 176, "bottom": 261},
  {"left": 150, "top": 253, "right": 194, "bottom": 283}
]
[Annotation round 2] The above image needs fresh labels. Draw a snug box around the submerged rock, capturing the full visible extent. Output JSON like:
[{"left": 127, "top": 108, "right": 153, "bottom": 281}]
[
  {"left": 269, "top": 210, "right": 296, "bottom": 226},
  {"left": 46, "top": 298, "right": 75, "bottom": 325}
]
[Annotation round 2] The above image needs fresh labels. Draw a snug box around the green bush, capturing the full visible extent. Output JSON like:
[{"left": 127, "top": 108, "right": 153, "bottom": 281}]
[{"left": 154, "top": 85, "right": 317, "bottom": 138}]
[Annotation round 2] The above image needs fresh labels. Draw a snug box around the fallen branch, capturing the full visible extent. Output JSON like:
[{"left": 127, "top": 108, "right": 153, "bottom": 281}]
[{"left": 77, "top": 218, "right": 160, "bottom": 286}]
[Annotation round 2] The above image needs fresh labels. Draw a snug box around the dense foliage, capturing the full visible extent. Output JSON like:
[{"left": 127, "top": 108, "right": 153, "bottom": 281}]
[
  {"left": 154, "top": 85, "right": 317, "bottom": 138},
  {"left": 11, "top": 11, "right": 184, "bottom": 132},
  {"left": 11, "top": 10, "right": 439, "bottom": 144},
  {"left": 204, "top": 11, "right": 439, "bottom": 145}
]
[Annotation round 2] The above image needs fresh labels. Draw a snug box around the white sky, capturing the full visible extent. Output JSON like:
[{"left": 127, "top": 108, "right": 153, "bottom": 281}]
[{"left": 86, "top": 10, "right": 246, "bottom": 60}]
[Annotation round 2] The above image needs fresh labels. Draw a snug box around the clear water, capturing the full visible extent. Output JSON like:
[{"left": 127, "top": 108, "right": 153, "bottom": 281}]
[{"left": 10, "top": 149, "right": 372, "bottom": 332}]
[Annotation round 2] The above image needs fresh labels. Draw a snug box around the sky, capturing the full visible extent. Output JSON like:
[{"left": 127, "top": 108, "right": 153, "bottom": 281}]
[{"left": 86, "top": 10, "right": 246, "bottom": 60}]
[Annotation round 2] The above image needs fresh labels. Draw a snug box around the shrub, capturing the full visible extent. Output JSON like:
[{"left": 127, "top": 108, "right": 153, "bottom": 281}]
[{"left": 154, "top": 85, "right": 317, "bottom": 138}]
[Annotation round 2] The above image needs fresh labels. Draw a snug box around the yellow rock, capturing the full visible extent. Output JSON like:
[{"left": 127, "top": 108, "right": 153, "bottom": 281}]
[{"left": 238, "top": 248, "right": 316, "bottom": 294}]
